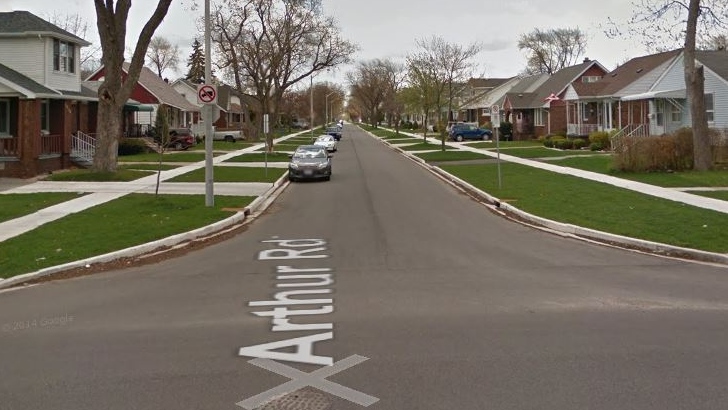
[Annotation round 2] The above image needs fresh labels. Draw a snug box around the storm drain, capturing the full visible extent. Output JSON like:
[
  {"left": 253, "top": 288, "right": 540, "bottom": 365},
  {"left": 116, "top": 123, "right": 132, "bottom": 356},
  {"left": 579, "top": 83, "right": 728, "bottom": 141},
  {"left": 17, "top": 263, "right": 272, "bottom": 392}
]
[{"left": 257, "top": 387, "right": 333, "bottom": 410}]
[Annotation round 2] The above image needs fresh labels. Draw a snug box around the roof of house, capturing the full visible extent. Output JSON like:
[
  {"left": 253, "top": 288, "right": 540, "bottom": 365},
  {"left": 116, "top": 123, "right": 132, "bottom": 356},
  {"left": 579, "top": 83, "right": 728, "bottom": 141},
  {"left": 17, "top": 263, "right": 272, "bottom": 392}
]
[
  {"left": 0, "top": 62, "right": 97, "bottom": 100},
  {"left": 509, "top": 60, "right": 608, "bottom": 108},
  {"left": 0, "top": 10, "right": 91, "bottom": 46},
  {"left": 575, "top": 49, "right": 682, "bottom": 98},
  {"left": 697, "top": 50, "right": 728, "bottom": 82},
  {"left": 123, "top": 63, "right": 199, "bottom": 112},
  {"left": 468, "top": 77, "right": 511, "bottom": 89}
]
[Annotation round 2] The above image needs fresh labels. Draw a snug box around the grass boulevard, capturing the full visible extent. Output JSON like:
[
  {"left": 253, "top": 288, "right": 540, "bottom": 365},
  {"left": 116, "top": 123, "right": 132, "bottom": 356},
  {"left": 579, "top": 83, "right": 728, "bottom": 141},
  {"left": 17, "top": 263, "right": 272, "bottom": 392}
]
[{"left": 1, "top": 126, "right": 727, "bottom": 281}]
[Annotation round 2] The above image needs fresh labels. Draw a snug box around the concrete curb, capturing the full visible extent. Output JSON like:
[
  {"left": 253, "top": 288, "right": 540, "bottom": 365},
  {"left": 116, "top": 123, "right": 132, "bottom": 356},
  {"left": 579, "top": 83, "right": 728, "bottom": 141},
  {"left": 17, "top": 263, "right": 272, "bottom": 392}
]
[
  {"left": 0, "top": 172, "right": 290, "bottom": 290},
  {"left": 367, "top": 129, "right": 728, "bottom": 267}
]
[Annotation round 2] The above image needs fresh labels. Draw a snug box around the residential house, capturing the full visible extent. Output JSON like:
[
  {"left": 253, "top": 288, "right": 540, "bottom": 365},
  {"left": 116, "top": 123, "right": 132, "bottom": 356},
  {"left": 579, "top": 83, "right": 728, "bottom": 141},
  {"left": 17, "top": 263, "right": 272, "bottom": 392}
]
[
  {"left": 0, "top": 10, "right": 98, "bottom": 178},
  {"left": 461, "top": 76, "right": 534, "bottom": 126},
  {"left": 503, "top": 59, "right": 609, "bottom": 140},
  {"left": 457, "top": 77, "right": 513, "bottom": 124},
  {"left": 620, "top": 49, "right": 728, "bottom": 136},
  {"left": 86, "top": 63, "right": 199, "bottom": 138},
  {"left": 563, "top": 49, "right": 682, "bottom": 137},
  {"left": 172, "top": 79, "right": 251, "bottom": 137}
]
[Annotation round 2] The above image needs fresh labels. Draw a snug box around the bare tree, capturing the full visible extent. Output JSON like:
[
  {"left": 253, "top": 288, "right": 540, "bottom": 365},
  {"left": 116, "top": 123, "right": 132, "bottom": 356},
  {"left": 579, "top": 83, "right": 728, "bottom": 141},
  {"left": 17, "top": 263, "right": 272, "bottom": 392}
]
[
  {"left": 406, "top": 50, "right": 444, "bottom": 141},
  {"left": 410, "top": 36, "right": 482, "bottom": 149},
  {"left": 146, "top": 36, "right": 180, "bottom": 78},
  {"left": 93, "top": 0, "right": 172, "bottom": 172},
  {"left": 704, "top": 33, "right": 728, "bottom": 50},
  {"left": 45, "top": 11, "right": 102, "bottom": 78},
  {"left": 518, "top": 28, "right": 587, "bottom": 75},
  {"left": 606, "top": 0, "right": 728, "bottom": 170},
  {"left": 210, "top": 0, "right": 356, "bottom": 150},
  {"left": 347, "top": 59, "right": 396, "bottom": 128}
]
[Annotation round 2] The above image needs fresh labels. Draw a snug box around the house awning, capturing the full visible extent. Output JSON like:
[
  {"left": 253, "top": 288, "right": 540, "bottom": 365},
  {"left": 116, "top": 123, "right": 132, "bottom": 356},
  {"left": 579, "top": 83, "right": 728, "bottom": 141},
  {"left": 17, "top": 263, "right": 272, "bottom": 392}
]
[
  {"left": 621, "top": 89, "right": 685, "bottom": 101},
  {"left": 124, "top": 102, "right": 154, "bottom": 112}
]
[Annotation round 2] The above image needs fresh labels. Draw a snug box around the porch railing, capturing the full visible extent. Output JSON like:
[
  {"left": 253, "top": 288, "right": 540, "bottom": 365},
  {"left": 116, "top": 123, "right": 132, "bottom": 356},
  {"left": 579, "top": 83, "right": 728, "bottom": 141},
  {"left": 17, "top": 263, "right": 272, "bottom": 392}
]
[
  {"left": 611, "top": 124, "right": 648, "bottom": 151},
  {"left": 0, "top": 136, "right": 19, "bottom": 157},
  {"left": 71, "top": 131, "right": 96, "bottom": 165},
  {"left": 567, "top": 123, "right": 598, "bottom": 136},
  {"left": 40, "top": 133, "right": 62, "bottom": 156}
]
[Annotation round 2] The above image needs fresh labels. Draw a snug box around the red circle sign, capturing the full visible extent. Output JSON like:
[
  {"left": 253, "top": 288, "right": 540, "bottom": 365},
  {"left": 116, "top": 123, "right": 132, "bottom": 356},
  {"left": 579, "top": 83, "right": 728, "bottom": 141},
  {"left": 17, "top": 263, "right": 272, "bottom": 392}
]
[{"left": 198, "top": 85, "right": 216, "bottom": 103}]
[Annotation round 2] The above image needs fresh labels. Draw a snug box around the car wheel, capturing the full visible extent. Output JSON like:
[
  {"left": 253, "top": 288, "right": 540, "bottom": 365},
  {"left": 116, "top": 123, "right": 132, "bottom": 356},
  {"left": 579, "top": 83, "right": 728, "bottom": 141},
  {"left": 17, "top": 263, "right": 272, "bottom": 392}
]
[
  {"left": 225, "top": 135, "right": 234, "bottom": 143},
  {"left": 482, "top": 135, "right": 487, "bottom": 141},
  {"left": 324, "top": 176, "right": 331, "bottom": 181},
  {"left": 456, "top": 135, "right": 463, "bottom": 142},
  {"left": 174, "top": 142, "right": 183, "bottom": 150}
]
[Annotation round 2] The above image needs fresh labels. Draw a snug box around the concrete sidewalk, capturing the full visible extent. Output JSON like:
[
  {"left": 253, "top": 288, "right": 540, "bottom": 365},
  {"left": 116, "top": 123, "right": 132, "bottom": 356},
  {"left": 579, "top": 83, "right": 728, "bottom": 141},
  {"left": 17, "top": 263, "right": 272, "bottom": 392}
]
[{"left": 0, "top": 134, "right": 300, "bottom": 243}]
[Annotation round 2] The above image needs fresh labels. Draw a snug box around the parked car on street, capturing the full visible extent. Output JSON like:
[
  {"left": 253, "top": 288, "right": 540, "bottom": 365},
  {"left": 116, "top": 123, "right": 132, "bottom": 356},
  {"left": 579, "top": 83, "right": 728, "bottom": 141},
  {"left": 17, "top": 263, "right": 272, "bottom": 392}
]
[
  {"left": 448, "top": 123, "right": 492, "bottom": 141},
  {"left": 288, "top": 145, "right": 332, "bottom": 182},
  {"left": 313, "top": 134, "right": 338, "bottom": 152},
  {"left": 146, "top": 127, "right": 196, "bottom": 150},
  {"left": 291, "top": 119, "right": 310, "bottom": 129},
  {"left": 325, "top": 126, "right": 342, "bottom": 141}
]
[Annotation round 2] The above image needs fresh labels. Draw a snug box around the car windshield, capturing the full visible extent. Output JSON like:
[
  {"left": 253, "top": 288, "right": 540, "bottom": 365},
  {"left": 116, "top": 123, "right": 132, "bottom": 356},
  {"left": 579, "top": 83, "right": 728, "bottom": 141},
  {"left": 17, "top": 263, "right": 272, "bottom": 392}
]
[
  {"left": 293, "top": 149, "right": 327, "bottom": 159},
  {"left": 316, "top": 136, "right": 332, "bottom": 142}
]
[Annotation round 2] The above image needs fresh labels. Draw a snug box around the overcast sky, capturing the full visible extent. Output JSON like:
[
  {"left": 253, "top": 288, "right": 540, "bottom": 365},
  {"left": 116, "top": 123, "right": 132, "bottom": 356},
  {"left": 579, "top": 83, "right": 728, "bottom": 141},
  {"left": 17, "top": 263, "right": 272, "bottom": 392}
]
[{"left": 0, "top": 0, "right": 653, "bottom": 84}]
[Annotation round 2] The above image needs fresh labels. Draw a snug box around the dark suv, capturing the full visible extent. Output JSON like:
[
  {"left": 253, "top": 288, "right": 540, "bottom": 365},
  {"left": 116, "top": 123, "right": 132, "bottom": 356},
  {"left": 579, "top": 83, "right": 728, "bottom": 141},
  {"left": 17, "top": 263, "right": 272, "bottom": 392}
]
[{"left": 448, "top": 123, "right": 492, "bottom": 141}]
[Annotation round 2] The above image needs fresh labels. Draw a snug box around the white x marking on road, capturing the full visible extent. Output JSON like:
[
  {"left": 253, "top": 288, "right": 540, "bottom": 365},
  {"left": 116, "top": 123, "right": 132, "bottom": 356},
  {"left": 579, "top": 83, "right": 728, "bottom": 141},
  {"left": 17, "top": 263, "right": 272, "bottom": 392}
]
[{"left": 237, "top": 354, "right": 379, "bottom": 409}]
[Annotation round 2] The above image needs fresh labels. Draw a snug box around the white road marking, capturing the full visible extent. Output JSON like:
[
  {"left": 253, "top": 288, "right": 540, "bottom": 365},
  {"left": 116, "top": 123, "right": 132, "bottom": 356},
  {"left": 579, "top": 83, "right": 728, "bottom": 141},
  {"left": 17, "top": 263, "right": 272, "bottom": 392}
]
[{"left": 236, "top": 355, "right": 379, "bottom": 409}]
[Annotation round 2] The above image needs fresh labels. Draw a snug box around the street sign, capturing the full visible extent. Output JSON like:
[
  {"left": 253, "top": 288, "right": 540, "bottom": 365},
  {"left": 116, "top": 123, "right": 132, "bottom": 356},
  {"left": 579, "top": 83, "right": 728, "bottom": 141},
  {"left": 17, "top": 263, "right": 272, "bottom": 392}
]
[
  {"left": 197, "top": 84, "right": 218, "bottom": 104},
  {"left": 491, "top": 104, "right": 501, "bottom": 128}
]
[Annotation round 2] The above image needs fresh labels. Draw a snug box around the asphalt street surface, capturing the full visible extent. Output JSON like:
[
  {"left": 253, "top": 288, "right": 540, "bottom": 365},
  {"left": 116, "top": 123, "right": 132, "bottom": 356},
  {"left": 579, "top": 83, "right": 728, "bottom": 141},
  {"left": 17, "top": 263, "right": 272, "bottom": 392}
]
[{"left": 1, "top": 125, "right": 728, "bottom": 410}]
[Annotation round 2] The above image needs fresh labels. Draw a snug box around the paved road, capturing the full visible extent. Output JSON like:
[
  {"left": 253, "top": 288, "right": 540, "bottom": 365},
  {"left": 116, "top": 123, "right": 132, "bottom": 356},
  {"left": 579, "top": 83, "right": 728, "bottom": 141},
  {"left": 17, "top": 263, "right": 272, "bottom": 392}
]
[{"left": 1, "top": 125, "right": 727, "bottom": 409}]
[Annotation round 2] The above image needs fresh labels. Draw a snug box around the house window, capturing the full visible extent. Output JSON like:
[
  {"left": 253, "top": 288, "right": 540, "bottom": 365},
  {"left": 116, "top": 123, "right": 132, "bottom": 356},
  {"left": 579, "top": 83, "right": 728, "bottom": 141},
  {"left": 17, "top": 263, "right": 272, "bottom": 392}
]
[
  {"left": 482, "top": 108, "right": 489, "bottom": 116},
  {"left": 53, "top": 39, "right": 75, "bottom": 73},
  {"left": 582, "top": 76, "right": 601, "bottom": 83},
  {"left": 705, "top": 93, "right": 714, "bottom": 122},
  {"left": 40, "top": 100, "right": 50, "bottom": 133},
  {"left": 534, "top": 108, "right": 545, "bottom": 126},
  {"left": 0, "top": 99, "right": 9, "bottom": 135},
  {"left": 670, "top": 104, "right": 681, "bottom": 122},
  {"left": 655, "top": 99, "right": 665, "bottom": 127}
]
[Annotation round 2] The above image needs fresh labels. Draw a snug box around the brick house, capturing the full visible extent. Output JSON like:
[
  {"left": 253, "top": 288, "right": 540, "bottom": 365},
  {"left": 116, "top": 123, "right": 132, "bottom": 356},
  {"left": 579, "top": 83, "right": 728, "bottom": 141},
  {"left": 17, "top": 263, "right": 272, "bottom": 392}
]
[
  {"left": 503, "top": 59, "right": 609, "bottom": 140},
  {"left": 0, "top": 11, "right": 98, "bottom": 178},
  {"left": 86, "top": 63, "right": 199, "bottom": 137}
]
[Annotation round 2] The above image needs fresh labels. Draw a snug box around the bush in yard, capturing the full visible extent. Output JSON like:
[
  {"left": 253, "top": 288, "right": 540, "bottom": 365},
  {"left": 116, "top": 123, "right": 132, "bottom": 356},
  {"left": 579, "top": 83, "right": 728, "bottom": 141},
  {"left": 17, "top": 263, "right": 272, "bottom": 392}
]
[
  {"left": 413, "top": 120, "right": 419, "bottom": 130},
  {"left": 590, "top": 142, "right": 603, "bottom": 151},
  {"left": 613, "top": 129, "right": 693, "bottom": 172},
  {"left": 572, "top": 138, "right": 588, "bottom": 150},
  {"left": 589, "top": 131, "right": 611, "bottom": 151},
  {"left": 498, "top": 121, "right": 512, "bottom": 138},
  {"left": 118, "top": 138, "right": 148, "bottom": 156},
  {"left": 554, "top": 138, "right": 574, "bottom": 150}
]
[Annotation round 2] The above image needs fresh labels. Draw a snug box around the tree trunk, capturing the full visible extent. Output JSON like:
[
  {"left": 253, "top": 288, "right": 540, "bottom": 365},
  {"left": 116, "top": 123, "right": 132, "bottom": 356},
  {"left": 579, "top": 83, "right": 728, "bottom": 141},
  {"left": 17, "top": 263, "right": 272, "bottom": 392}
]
[
  {"left": 685, "top": 0, "right": 712, "bottom": 171},
  {"left": 94, "top": 96, "right": 122, "bottom": 172}
]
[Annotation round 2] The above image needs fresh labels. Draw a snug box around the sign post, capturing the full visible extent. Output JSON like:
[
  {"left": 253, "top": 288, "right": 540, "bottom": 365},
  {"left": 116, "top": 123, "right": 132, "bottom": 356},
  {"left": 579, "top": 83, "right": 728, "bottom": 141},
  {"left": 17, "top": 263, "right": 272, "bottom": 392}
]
[
  {"left": 491, "top": 105, "right": 502, "bottom": 189},
  {"left": 263, "top": 114, "right": 269, "bottom": 178},
  {"left": 203, "top": 0, "right": 215, "bottom": 207}
]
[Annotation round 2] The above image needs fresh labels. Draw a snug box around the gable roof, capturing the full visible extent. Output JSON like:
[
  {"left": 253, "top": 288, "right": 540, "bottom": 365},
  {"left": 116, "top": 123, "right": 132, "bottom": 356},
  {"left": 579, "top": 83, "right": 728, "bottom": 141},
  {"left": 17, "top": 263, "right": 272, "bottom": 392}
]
[
  {"left": 0, "top": 10, "right": 91, "bottom": 46},
  {"left": 468, "top": 77, "right": 511, "bottom": 89},
  {"left": 0, "top": 62, "right": 96, "bottom": 100},
  {"left": 123, "top": 63, "right": 199, "bottom": 112},
  {"left": 696, "top": 50, "right": 728, "bottom": 83}
]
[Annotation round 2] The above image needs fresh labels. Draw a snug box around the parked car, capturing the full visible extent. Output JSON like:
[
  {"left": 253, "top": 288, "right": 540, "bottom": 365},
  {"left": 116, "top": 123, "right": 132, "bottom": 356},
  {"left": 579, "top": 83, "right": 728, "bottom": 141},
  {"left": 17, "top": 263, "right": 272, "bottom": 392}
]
[
  {"left": 146, "top": 127, "right": 196, "bottom": 150},
  {"left": 325, "top": 126, "right": 342, "bottom": 141},
  {"left": 212, "top": 130, "right": 245, "bottom": 142},
  {"left": 313, "top": 134, "right": 338, "bottom": 152},
  {"left": 288, "top": 145, "right": 332, "bottom": 182},
  {"left": 291, "top": 119, "right": 309, "bottom": 129},
  {"left": 448, "top": 123, "right": 492, "bottom": 141}
]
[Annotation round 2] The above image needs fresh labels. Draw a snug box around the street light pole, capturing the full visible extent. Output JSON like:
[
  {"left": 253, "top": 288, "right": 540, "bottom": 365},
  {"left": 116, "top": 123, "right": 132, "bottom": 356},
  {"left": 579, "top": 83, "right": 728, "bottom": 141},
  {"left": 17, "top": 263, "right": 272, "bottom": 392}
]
[
  {"left": 325, "top": 91, "right": 335, "bottom": 125},
  {"left": 309, "top": 76, "right": 314, "bottom": 140}
]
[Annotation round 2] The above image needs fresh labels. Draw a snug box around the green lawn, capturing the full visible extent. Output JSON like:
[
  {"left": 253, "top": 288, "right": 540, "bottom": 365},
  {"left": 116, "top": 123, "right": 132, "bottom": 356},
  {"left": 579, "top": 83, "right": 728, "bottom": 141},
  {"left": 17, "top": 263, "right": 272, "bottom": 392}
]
[
  {"left": 466, "top": 140, "right": 543, "bottom": 149},
  {"left": 386, "top": 138, "right": 422, "bottom": 144},
  {"left": 0, "top": 194, "right": 254, "bottom": 278},
  {"left": 117, "top": 163, "right": 181, "bottom": 171},
  {"left": 167, "top": 166, "right": 285, "bottom": 183},
  {"left": 441, "top": 162, "right": 728, "bottom": 253},
  {"left": 399, "top": 143, "right": 456, "bottom": 151},
  {"left": 118, "top": 152, "right": 222, "bottom": 163},
  {"left": 45, "top": 169, "right": 154, "bottom": 181},
  {"left": 0, "top": 193, "right": 86, "bottom": 223},
  {"left": 482, "top": 147, "right": 604, "bottom": 158},
  {"left": 415, "top": 151, "right": 491, "bottom": 162},
  {"left": 550, "top": 155, "right": 728, "bottom": 187},
  {"left": 224, "top": 152, "right": 292, "bottom": 162},
  {"left": 690, "top": 190, "right": 728, "bottom": 200},
  {"left": 189, "top": 141, "right": 258, "bottom": 151}
]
